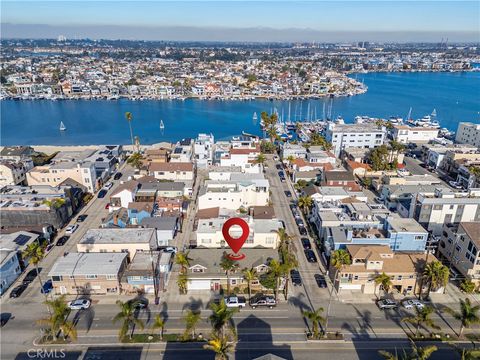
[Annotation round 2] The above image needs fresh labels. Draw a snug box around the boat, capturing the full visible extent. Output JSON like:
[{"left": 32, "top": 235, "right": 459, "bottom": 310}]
[
  {"left": 160, "top": 119, "right": 165, "bottom": 130},
  {"left": 252, "top": 112, "right": 258, "bottom": 125},
  {"left": 59, "top": 121, "right": 66, "bottom": 131}
]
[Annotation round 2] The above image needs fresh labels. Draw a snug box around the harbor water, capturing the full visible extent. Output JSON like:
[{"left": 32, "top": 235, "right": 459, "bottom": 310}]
[{"left": 1, "top": 71, "right": 479, "bottom": 145}]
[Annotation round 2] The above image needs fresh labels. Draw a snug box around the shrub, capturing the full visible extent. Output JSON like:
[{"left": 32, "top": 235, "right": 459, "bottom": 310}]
[{"left": 460, "top": 279, "right": 476, "bottom": 294}]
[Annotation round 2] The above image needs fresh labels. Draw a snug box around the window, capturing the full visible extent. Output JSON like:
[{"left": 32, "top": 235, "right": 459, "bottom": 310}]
[
  {"left": 192, "top": 268, "right": 204, "bottom": 273},
  {"left": 52, "top": 276, "right": 62, "bottom": 281},
  {"left": 415, "top": 235, "right": 424, "bottom": 240},
  {"left": 85, "top": 275, "right": 97, "bottom": 279},
  {"left": 106, "top": 275, "right": 117, "bottom": 280},
  {"left": 69, "top": 275, "right": 75, "bottom": 280},
  {"left": 397, "top": 275, "right": 403, "bottom": 280}
]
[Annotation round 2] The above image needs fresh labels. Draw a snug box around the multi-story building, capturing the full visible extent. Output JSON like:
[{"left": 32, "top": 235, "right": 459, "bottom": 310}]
[
  {"left": 194, "top": 133, "right": 215, "bottom": 168},
  {"left": 400, "top": 188, "right": 480, "bottom": 235},
  {"left": 109, "top": 180, "right": 140, "bottom": 210},
  {"left": 332, "top": 244, "right": 439, "bottom": 295},
  {"left": 438, "top": 222, "right": 480, "bottom": 289},
  {"left": 456, "top": 122, "right": 480, "bottom": 147},
  {"left": 149, "top": 162, "right": 194, "bottom": 182},
  {"left": 48, "top": 252, "right": 128, "bottom": 295},
  {"left": 170, "top": 138, "right": 193, "bottom": 163},
  {"left": 196, "top": 217, "right": 282, "bottom": 248},
  {"left": 280, "top": 143, "right": 307, "bottom": 159},
  {"left": 76, "top": 228, "right": 157, "bottom": 258},
  {"left": 326, "top": 123, "right": 386, "bottom": 156},
  {"left": 392, "top": 125, "right": 439, "bottom": 144},
  {"left": 198, "top": 179, "right": 269, "bottom": 210},
  {"left": 0, "top": 146, "right": 34, "bottom": 162},
  {"left": 0, "top": 161, "right": 30, "bottom": 186}
]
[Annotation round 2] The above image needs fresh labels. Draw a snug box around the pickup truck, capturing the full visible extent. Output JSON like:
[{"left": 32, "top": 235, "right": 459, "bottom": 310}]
[
  {"left": 224, "top": 296, "right": 247, "bottom": 308},
  {"left": 249, "top": 294, "right": 277, "bottom": 309}
]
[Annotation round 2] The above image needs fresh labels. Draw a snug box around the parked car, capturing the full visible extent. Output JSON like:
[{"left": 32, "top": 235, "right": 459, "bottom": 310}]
[
  {"left": 290, "top": 269, "right": 302, "bottom": 286},
  {"left": 0, "top": 313, "right": 12, "bottom": 327},
  {"left": 97, "top": 189, "right": 107, "bottom": 198},
  {"left": 23, "top": 269, "right": 39, "bottom": 284},
  {"left": 41, "top": 280, "right": 53, "bottom": 294},
  {"left": 103, "top": 182, "right": 113, "bottom": 190},
  {"left": 130, "top": 298, "right": 149, "bottom": 310},
  {"left": 295, "top": 218, "right": 304, "bottom": 226},
  {"left": 402, "top": 299, "right": 424, "bottom": 310},
  {"left": 163, "top": 246, "right": 178, "bottom": 254},
  {"left": 299, "top": 227, "right": 308, "bottom": 236},
  {"left": 56, "top": 236, "right": 69, "bottom": 246},
  {"left": 314, "top": 274, "right": 328, "bottom": 288},
  {"left": 45, "top": 243, "right": 55, "bottom": 252},
  {"left": 301, "top": 238, "right": 311, "bottom": 250},
  {"left": 224, "top": 296, "right": 247, "bottom": 308},
  {"left": 304, "top": 250, "right": 317, "bottom": 263},
  {"left": 10, "top": 284, "right": 28, "bottom": 298},
  {"left": 276, "top": 164, "right": 282, "bottom": 170},
  {"left": 284, "top": 190, "right": 292, "bottom": 197},
  {"left": 77, "top": 214, "right": 88, "bottom": 222},
  {"left": 68, "top": 299, "right": 91, "bottom": 310},
  {"left": 280, "top": 177, "right": 286, "bottom": 183},
  {"left": 249, "top": 294, "right": 277, "bottom": 309},
  {"left": 65, "top": 224, "right": 79, "bottom": 234},
  {"left": 114, "top": 172, "right": 122, "bottom": 180},
  {"left": 377, "top": 299, "right": 398, "bottom": 310},
  {"left": 449, "top": 180, "right": 462, "bottom": 189}
]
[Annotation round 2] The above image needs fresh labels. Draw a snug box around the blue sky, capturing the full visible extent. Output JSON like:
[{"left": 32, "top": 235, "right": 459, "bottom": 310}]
[{"left": 1, "top": 1, "right": 479, "bottom": 41}]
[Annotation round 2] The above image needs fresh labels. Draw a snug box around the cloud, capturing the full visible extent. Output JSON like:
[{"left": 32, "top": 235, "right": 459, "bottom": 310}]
[{"left": 1, "top": 23, "right": 478, "bottom": 42}]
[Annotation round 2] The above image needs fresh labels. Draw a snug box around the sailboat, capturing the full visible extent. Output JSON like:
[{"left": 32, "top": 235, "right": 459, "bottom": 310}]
[
  {"left": 160, "top": 119, "right": 165, "bottom": 130},
  {"left": 431, "top": 109, "right": 437, "bottom": 117},
  {"left": 59, "top": 121, "right": 66, "bottom": 131},
  {"left": 252, "top": 112, "right": 258, "bottom": 125}
]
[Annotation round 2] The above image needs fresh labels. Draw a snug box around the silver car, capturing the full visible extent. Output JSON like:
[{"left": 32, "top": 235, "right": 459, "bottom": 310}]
[
  {"left": 68, "top": 299, "right": 91, "bottom": 310},
  {"left": 402, "top": 299, "right": 425, "bottom": 310}
]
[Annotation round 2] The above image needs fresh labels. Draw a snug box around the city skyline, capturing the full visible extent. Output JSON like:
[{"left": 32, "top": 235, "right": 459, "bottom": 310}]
[{"left": 1, "top": 1, "right": 479, "bottom": 42}]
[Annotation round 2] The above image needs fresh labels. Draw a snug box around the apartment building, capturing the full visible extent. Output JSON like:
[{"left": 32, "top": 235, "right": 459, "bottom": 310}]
[
  {"left": 392, "top": 125, "right": 439, "bottom": 144},
  {"left": 48, "top": 252, "right": 128, "bottom": 295},
  {"left": 333, "top": 245, "right": 438, "bottom": 295},
  {"left": 194, "top": 133, "right": 215, "bottom": 168},
  {"left": 438, "top": 222, "right": 480, "bottom": 289},
  {"left": 76, "top": 228, "right": 157, "bottom": 258},
  {"left": 198, "top": 179, "right": 269, "bottom": 210},
  {"left": 149, "top": 162, "right": 194, "bottom": 181},
  {"left": 456, "top": 122, "right": 480, "bottom": 147},
  {"left": 280, "top": 143, "right": 307, "bottom": 159},
  {"left": 400, "top": 188, "right": 480, "bottom": 235},
  {"left": 0, "top": 161, "right": 30, "bottom": 186},
  {"left": 196, "top": 217, "right": 282, "bottom": 248},
  {"left": 325, "top": 123, "right": 386, "bottom": 156}
]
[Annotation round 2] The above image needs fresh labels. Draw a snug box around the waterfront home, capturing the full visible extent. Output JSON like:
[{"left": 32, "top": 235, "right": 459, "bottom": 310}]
[
  {"left": 438, "top": 222, "right": 480, "bottom": 290},
  {"left": 76, "top": 228, "right": 157, "bottom": 258},
  {"left": 195, "top": 216, "right": 282, "bottom": 249},
  {"left": 122, "top": 251, "right": 172, "bottom": 294},
  {"left": 145, "top": 149, "right": 170, "bottom": 163},
  {"left": 392, "top": 125, "right": 439, "bottom": 144},
  {"left": 331, "top": 244, "right": 440, "bottom": 296},
  {"left": 326, "top": 123, "right": 386, "bottom": 157},
  {"left": 48, "top": 252, "right": 128, "bottom": 295},
  {"left": 186, "top": 248, "right": 279, "bottom": 292},
  {"left": 0, "top": 146, "right": 34, "bottom": 162},
  {"left": 194, "top": 133, "right": 215, "bottom": 168}
]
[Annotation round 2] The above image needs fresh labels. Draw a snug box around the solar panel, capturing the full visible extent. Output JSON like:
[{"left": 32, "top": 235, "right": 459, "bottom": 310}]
[
  {"left": 14, "top": 234, "right": 32, "bottom": 246},
  {"left": 174, "top": 148, "right": 182, "bottom": 154}
]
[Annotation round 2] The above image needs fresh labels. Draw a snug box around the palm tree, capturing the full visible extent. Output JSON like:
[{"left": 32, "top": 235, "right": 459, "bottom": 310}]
[
  {"left": 209, "top": 298, "right": 238, "bottom": 336},
  {"left": 275, "top": 227, "right": 293, "bottom": 254},
  {"left": 378, "top": 343, "right": 437, "bottom": 360},
  {"left": 175, "top": 251, "right": 191, "bottom": 274},
  {"left": 151, "top": 314, "right": 166, "bottom": 340},
  {"left": 203, "top": 333, "right": 235, "bottom": 360},
  {"left": 112, "top": 300, "right": 144, "bottom": 340},
  {"left": 303, "top": 307, "right": 326, "bottom": 339},
  {"left": 422, "top": 261, "right": 449, "bottom": 299},
  {"left": 37, "top": 295, "right": 72, "bottom": 341},
  {"left": 182, "top": 310, "right": 201, "bottom": 340},
  {"left": 219, "top": 254, "right": 238, "bottom": 295},
  {"left": 402, "top": 306, "right": 440, "bottom": 337},
  {"left": 22, "top": 241, "right": 49, "bottom": 311},
  {"left": 267, "top": 259, "right": 284, "bottom": 301},
  {"left": 126, "top": 152, "right": 144, "bottom": 170},
  {"left": 444, "top": 298, "right": 480, "bottom": 337},
  {"left": 243, "top": 268, "right": 257, "bottom": 300},
  {"left": 281, "top": 252, "right": 298, "bottom": 300},
  {"left": 177, "top": 273, "right": 188, "bottom": 294},
  {"left": 374, "top": 272, "right": 393, "bottom": 297},
  {"left": 254, "top": 153, "right": 266, "bottom": 166},
  {"left": 125, "top": 112, "right": 134, "bottom": 147},
  {"left": 297, "top": 195, "right": 313, "bottom": 214},
  {"left": 58, "top": 320, "right": 78, "bottom": 341},
  {"left": 325, "top": 249, "right": 351, "bottom": 333}
]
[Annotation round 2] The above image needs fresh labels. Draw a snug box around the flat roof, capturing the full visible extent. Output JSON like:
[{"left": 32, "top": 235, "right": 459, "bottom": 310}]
[
  {"left": 48, "top": 252, "right": 127, "bottom": 276},
  {"left": 78, "top": 228, "right": 156, "bottom": 245},
  {"left": 387, "top": 216, "right": 428, "bottom": 234}
]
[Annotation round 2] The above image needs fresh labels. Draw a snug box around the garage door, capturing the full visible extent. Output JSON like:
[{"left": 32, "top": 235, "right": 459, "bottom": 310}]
[
  {"left": 340, "top": 284, "right": 362, "bottom": 290},
  {"left": 188, "top": 279, "right": 211, "bottom": 290}
]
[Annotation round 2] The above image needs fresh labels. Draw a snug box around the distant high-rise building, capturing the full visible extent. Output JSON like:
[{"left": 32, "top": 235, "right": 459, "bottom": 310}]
[{"left": 57, "top": 35, "right": 67, "bottom": 42}]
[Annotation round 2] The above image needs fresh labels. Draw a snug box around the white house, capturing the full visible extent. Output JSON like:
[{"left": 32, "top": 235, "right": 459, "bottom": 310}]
[
  {"left": 194, "top": 133, "right": 215, "bottom": 168},
  {"left": 326, "top": 123, "right": 386, "bottom": 156},
  {"left": 140, "top": 217, "right": 179, "bottom": 247},
  {"left": 149, "top": 162, "right": 195, "bottom": 181},
  {"left": 109, "top": 180, "right": 139, "bottom": 210},
  {"left": 196, "top": 217, "right": 282, "bottom": 248},
  {"left": 392, "top": 125, "right": 439, "bottom": 144}
]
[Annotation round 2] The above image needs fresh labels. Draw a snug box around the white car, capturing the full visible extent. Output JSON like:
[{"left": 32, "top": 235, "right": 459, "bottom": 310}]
[
  {"left": 65, "top": 224, "right": 79, "bottom": 235},
  {"left": 104, "top": 182, "right": 113, "bottom": 190},
  {"left": 402, "top": 299, "right": 424, "bottom": 310},
  {"left": 68, "top": 299, "right": 91, "bottom": 310},
  {"left": 163, "top": 246, "right": 177, "bottom": 254}
]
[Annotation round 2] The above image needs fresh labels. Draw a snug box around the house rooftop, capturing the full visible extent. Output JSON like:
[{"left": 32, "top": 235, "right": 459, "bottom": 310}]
[
  {"left": 48, "top": 252, "right": 127, "bottom": 276},
  {"left": 140, "top": 216, "right": 178, "bottom": 230},
  {"left": 461, "top": 222, "right": 480, "bottom": 247},
  {"left": 78, "top": 228, "right": 156, "bottom": 245},
  {"left": 387, "top": 216, "right": 427, "bottom": 234}
]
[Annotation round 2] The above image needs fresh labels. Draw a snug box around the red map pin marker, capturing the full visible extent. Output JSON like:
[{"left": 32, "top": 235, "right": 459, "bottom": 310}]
[{"left": 222, "top": 217, "right": 249, "bottom": 260}]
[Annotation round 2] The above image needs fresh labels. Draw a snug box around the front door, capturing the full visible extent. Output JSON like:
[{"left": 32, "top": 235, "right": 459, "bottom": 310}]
[{"left": 60, "top": 286, "right": 67, "bottom": 294}]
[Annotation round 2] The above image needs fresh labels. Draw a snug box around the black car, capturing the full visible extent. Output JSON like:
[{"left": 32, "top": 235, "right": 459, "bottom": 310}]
[
  {"left": 304, "top": 249, "right": 317, "bottom": 263},
  {"left": 295, "top": 218, "right": 304, "bottom": 226},
  {"left": 10, "top": 283, "right": 28, "bottom": 298},
  {"left": 299, "top": 227, "right": 308, "bottom": 236},
  {"left": 276, "top": 164, "right": 282, "bottom": 170},
  {"left": 56, "top": 236, "right": 69, "bottom": 246},
  {"left": 77, "top": 214, "right": 88, "bottom": 222},
  {"left": 114, "top": 172, "right": 123, "bottom": 180},
  {"left": 278, "top": 171, "right": 285, "bottom": 177},
  {"left": 290, "top": 269, "right": 302, "bottom": 286},
  {"left": 301, "top": 238, "right": 312, "bottom": 250},
  {"left": 97, "top": 189, "right": 107, "bottom": 198},
  {"left": 314, "top": 274, "right": 328, "bottom": 288},
  {"left": 284, "top": 190, "right": 292, "bottom": 197},
  {"left": 0, "top": 313, "right": 12, "bottom": 327},
  {"left": 23, "top": 269, "right": 39, "bottom": 283}
]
